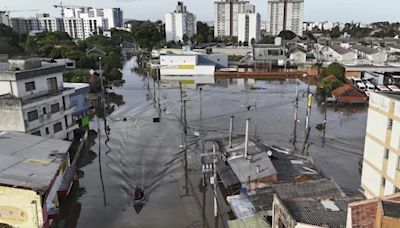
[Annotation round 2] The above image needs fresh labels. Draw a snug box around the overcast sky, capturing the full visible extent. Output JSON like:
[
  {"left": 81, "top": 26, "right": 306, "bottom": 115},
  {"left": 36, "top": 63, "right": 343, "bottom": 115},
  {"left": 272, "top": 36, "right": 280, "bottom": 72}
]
[{"left": 2, "top": 0, "right": 399, "bottom": 23}]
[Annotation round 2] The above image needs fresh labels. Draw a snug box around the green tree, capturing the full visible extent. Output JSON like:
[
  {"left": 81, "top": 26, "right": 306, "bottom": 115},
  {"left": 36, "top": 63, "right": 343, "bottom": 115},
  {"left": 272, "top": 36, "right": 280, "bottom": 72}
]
[
  {"left": 251, "top": 38, "right": 256, "bottom": 46},
  {"left": 320, "top": 62, "right": 345, "bottom": 81},
  {"left": 182, "top": 34, "right": 189, "bottom": 44},
  {"left": 278, "top": 30, "right": 297, "bottom": 40},
  {"left": 330, "top": 26, "right": 341, "bottom": 38}
]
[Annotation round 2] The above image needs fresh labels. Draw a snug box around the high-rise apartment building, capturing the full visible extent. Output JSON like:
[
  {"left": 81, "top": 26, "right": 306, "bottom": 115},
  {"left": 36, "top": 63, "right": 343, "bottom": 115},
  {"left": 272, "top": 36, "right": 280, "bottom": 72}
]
[
  {"left": 238, "top": 4, "right": 261, "bottom": 45},
  {"left": 63, "top": 18, "right": 85, "bottom": 39},
  {"left": 38, "top": 16, "right": 65, "bottom": 32},
  {"left": 10, "top": 17, "right": 40, "bottom": 34},
  {"left": 214, "top": 0, "right": 250, "bottom": 38},
  {"left": 165, "top": 2, "right": 197, "bottom": 42},
  {"left": 361, "top": 92, "right": 400, "bottom": 199},
  {"left": 267, "top": 0, "right": 304, "bottom": 36}
]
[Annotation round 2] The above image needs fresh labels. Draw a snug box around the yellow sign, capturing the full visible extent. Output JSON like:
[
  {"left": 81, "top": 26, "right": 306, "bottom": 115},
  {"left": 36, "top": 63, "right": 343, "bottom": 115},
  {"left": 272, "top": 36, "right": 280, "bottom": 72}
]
[
  {"left": 0, "top": 186, "right": 43, "bottom": 228},
  {"left": 180, "top": 80, "right": 195, "bottom": 85},
  {"left": 178, "top": 65, "right": 195, "bottom": 70},
  {"left": 307, "top": 94, "right": 313, "bottom": 107}
]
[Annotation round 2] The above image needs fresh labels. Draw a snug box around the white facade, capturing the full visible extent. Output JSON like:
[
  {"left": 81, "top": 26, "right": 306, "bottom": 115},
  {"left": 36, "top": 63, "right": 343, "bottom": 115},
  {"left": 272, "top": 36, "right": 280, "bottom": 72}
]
[
  {"left": 63, "top": 18, "right": 85, "bottom": 39},
  {"left": 38, "top": 17, "right": 64, "bottom": 32},
  {"left": 238, "top": 11, "right": 261, "bottom": 45},
  {"left": 165, "top": 2, "right": 197, "bottom": 42},
  {"left": 214, "top": 0, "right": 250, "bottom": 37},
  {"left": 10, "top": 17, "right": 40, "bottom": 34},
  {"left": 267, "top": 0, "right": 304, "bottom": 36},
  {"left": 0, "top": 59, "right": 78, "bottom": 140},
  {"left": 103, "top": 8, "right": 123, "bottom": 28},
  {"left": 361, "top": 93, "right": 400, "bottom": 199}
]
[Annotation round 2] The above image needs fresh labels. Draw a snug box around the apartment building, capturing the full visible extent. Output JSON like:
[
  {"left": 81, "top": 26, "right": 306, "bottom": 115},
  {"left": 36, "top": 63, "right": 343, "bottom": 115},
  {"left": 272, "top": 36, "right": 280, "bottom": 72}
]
[
  {"left": 0, "top": 58, "right": 78, "bottom": 140},
  {"left": 237, "top": 4, "right": 261, "bottom": 45},
  {"left": 361, "top": 92, "right": 400, "bottom": 199},
  {"left": 63, "top": 18, "right": 85, "bottom": 39},
  {"left": 214, "top": 0, "right": 250, "bottom": 37},
  {"left": 38, "top": 16, "right": 65, "bottom": 32},
  {"left": 165, "top": 2, "right": 197, "bottom": 42},
  {"left": 267, "top": 0, "right": 304, "bottom": 36},
  {"left": 10, "top": 17, "right": 40, "bottom": 34}
]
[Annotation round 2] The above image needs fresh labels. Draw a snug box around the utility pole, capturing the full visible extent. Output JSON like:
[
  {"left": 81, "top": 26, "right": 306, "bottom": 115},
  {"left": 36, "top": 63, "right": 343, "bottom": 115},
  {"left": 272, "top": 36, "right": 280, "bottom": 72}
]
[
  {"left": 229, "top": 115, "right": 234, "bottom": 148},
  {"left": 322, "top": 89, "right": 328, "bottom": 147},
  {"left": 305, "top": 94, "right": 312, "bottom": 131},
  {"left": 212, "top": 144, "right": 218, "bottom": 218},
  {"left": 293, "top": 86, "right": 299, "bottom": 146},
  {"left": 179, "top": 81, "right": 183, "bottom": 122},
  {"left": 199, "top": 87, "right": 203, "bottom": 120},
  {"left": 244, "top": 119, "right": 250, "bottom": 159},
  {"left": 183, "top": 100, "right": 188, "bottom": 135},
  {"left": 254, "top": 102, "right": 257, "bottom": 137},
  {"left": 153, "top": 72, "right": 156, "bottom": 107}
]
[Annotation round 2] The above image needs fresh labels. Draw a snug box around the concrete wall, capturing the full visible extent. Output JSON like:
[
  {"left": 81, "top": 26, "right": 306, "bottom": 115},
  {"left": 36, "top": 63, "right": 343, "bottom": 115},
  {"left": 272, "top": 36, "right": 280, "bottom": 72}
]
[
  {"left": 0, "top": 99, "right": 25, "bottom": 132},
  {"left": 15, "top": 72, "right": 64, "bottom": 99},
  {"left": 212, "top": 48, "right": 252, "bottom": 56},
  {"left": 366, "top": 109, "right": 388, "bottom": 142},
  {"left": 272, "top": 194, "right": 297, "bottom": 228},
  {"left": 361, "top": 162, "right": 382, "bottom": 198}
]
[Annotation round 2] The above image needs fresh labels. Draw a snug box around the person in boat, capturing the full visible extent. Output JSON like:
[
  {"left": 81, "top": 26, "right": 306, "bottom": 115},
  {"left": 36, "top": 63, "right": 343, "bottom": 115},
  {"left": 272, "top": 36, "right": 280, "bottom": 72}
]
[{"left": 134, "top": 186, "right": 144, "bottom": 200}]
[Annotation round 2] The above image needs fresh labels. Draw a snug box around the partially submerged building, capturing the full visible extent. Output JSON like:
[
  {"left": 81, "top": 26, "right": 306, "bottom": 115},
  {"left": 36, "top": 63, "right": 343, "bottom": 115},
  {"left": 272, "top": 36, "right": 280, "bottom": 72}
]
[
  {"left": 0, "top": 131, "right": 74, "bottom": 227},
  {"left": 0, "top": 58, "right": 78, "bottom": 140}
]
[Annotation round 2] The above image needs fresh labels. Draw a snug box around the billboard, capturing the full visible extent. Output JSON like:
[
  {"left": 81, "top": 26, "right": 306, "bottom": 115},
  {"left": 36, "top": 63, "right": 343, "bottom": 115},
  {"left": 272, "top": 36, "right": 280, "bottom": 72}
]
[{"left": 0, "top": 186, "right": 43, "bottom": 228}]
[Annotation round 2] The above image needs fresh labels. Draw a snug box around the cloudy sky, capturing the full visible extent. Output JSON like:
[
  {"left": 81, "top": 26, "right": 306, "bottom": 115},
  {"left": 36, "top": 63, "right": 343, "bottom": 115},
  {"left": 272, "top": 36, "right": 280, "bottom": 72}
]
[{"left": 2, "top": 0, "right": 399, "bottom": 23}]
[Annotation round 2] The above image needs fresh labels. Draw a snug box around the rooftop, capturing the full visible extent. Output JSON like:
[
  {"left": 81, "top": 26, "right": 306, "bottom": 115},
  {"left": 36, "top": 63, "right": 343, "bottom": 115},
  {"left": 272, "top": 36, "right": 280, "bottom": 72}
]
[
  {"left": 0, "top": 131, "right": 71, "bottom": 192},
  {"left": 64, "top": 82, "right": 90, "bottom": 91},
  {"left": 330, "top": 45, "right": 353, "bottom": 55},
  {"left": 377, "top": 91, "right": 400, "bottom": 101},
  {"left": 226, "top": 140, "right": 278, "bottom": 183},
  {"left": 352, "top": 44, "right": 380, "bottom": 55},
  {"left": 227, "top": 215, "right": 271, "bottom": 228},
  {"left": 227, "top": 194, "right": 256, "bottom": 219},
  {"left": 282, "top": 197, "right": 354, "bottom": 228}
]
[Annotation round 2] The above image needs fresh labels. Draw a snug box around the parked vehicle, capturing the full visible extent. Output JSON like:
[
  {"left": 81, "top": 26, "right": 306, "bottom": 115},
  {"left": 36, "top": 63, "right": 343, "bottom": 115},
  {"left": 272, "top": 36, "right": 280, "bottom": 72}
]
[
  {"left": 387, "top": 85, "right": 400, "bottom": 92},
  {"left": 356, "top": 82, "right": 366, "bottom": 90},
  {"left": 376, "top": 85, "right": 391, "bottom": 92}
]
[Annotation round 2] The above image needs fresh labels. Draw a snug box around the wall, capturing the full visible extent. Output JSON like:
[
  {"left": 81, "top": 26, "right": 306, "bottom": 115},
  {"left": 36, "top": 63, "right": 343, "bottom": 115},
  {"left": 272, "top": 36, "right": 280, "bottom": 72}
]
[
  {"left": 160, "top": 55, "right": 197, "bottom": 66},
  {"left": 272, "top": 194, "right": 297, "bottom": 228},
  {"left": 0, "top": 98, "right": 25, "bottom": 131},
  {"left": 212, "top": 47, "right": 252, "bottom": 56},
  {"left": 361, "top": 162, "right": 382, "bottom": 198},
  {"left": 0, "top": 186, "right": 44, "bottom": 228},
  {"left": 15, "top": 72, "right": 64, "bottom": 99}
]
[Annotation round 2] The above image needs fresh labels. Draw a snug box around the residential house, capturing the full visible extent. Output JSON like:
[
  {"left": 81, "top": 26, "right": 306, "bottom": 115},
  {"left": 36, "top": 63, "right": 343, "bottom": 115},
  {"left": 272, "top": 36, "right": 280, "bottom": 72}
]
[
  {"left": 0, "top": 131, "right": 74, "bottom": 227},
  {"left": 332, "top": 84, "right": 367, "bottom": 104},
  {"left": 64, "top": 83, "right": 91, "bottom": 121},
  {"left": 352, "top": 45, "right": 387, "bottom": 65},
  {"left": 289, "top": 46, "right": 307, "bottom": 64},
  {"left": 347, "top": 193, "right": 400, "bottom": 228},
  {"left": 0, "top": 58, "right": 78, "bottom": 140},
  {"left": 319, "top": 45, "right": 357, "bottom": 64}
]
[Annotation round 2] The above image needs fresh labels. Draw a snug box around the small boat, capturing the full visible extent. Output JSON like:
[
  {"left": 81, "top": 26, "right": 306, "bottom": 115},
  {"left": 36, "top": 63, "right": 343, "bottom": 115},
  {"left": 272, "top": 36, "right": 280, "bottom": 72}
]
[
  {"left": 131, "top": 186, "right": 146, "bottom": 214},
  {"left": 133, "top": 186, "right": 145, "bottom": 204}
]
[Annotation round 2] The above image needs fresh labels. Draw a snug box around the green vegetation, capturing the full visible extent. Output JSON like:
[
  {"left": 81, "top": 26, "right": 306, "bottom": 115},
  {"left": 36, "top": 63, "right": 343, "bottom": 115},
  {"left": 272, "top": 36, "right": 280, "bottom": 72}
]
[
  {"left": 0, "top": 24, "right": 24, "bottom": 56},
  {"left": 317, "top": 63, "right": 345, "bottom": 96},
  {"left": 278, "top": 30, "right": 297, "bottom": 40}
]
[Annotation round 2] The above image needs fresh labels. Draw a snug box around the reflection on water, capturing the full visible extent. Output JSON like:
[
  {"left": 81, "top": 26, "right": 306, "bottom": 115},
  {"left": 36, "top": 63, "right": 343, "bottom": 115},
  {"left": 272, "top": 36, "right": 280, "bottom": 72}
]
[{"left": 70, "top": 58, "right": 367, "bottom": 228}]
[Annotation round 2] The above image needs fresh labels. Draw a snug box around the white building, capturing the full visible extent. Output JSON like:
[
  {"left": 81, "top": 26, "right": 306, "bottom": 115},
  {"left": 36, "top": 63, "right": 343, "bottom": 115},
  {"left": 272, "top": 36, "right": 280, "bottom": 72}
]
[
  {"left": 0, "top": 58, "right": 78, "bottom": 140},
  {"left": 165, "top": 2, "right": 197, "bottom": 42},
  {"left": 63, "top": 18, "right": 85, "bottom": 39},
  {"left": 238, "top": 4, "right": 261, "bottom": 45},
  {"left": 361, "top": 92, "right": 400, "bottom": 199},
  {"left": 214, "top": 0, "right": 250, "bottom": 37},
  {"left": 267, "top": 0, "right": 304, "bottom": 36},
  {"left": 103, "top": 8, "right": 123, "bottom": 28},
  {"left": 159, "top": 48, "right": 228, "bottom": 78},
  {"left": 38, "top": 16, "right": 65, "bottom": 32},
  {"left": 0, "top": 11, "right": 10, "bottom": 27}
]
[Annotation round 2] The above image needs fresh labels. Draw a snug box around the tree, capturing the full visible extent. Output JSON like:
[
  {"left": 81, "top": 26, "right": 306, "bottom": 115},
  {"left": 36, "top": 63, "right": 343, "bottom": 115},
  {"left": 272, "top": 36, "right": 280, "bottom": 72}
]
[
  {"left": 330, "top": 26, "right": 341, "bottom": 38},
  {"left": 320, "top": 62, "right": 345, "bottom": 81},
  {"left": 238, "top": 41, "right": 243, "bottom": 46},
  {"left": 278, "top": 30, "right": 297, "bottom": 40},
  {"left": 182, "top": 34, "right": 189, "bottom": 44},
  {"left": 260, "top": 35, "right": 274, "bottom": 44},
  {"left": 243, "top": 41, "right": 249, "bottom": 46},
  {"left": 251, "top": 38, "right": 256, "bottom": 46}
]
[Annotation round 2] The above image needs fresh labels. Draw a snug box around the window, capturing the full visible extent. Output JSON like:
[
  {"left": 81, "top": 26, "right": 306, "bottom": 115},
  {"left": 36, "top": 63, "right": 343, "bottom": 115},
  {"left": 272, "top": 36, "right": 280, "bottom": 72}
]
[
  {"left": 384, "top": 149, "right": 389, "bottom": 159},
  {"left": 45, "top": 127, "right": 49, "bottom": 135},
  {"left": 25, "top": 81, "right": 36, "bottom": 92},
  {"left": 53, "top": 122, "right": 62, "bottom": 133},
  {"left": 43, "top": 107, "right": 47, "bottom": 115},
  {"left": 27, "top": 110, "right": 38, "bottom": 122},
  {"left": 397, "top": 157, "right": 400, "bottom": 171},
  {"left": 395, "top": 187, "right": 400, "bottom": 194},
  {"left": 51, "top": 103, "right": 60, "bottom": 113},
  {"left": 47, "top": 77, "right": 58, "bottom": 92},
  {"left": 388, "top": 119, "right": 393, "bottom": 130},
  {"left": 382, "top": 177, "right": 386, "bottom": 187},
  {"left": 32, "top": 130, "right": 41, "bottom": 136}
]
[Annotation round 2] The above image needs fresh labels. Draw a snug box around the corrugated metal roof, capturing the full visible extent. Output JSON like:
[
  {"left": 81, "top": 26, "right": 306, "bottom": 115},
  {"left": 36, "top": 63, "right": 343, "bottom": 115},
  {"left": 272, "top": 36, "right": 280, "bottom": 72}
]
[
  {"left": 227, "top": 194, "right": 256, "bottom": 219},
  {"left": 0, "top": 131, "right": 71, "bottom": 192},
  {"left": 282, "top": 198, "right": 353, "bottom": 228},
  {"left": 228, "top": 215, "right": 271, "bottom": 228}
]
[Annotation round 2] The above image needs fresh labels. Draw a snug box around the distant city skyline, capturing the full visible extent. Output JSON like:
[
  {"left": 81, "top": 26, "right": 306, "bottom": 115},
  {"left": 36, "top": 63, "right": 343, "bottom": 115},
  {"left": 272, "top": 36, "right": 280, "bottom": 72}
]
[{"left": 2, "top": 0, "right": 400, "bottom": 23}]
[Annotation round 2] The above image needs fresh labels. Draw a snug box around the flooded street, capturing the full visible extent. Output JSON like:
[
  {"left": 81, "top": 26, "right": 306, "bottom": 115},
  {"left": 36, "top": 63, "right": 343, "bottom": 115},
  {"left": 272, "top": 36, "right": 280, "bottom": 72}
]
[{"left": 72, "top": 58, "right": 367, "bottom": 227}]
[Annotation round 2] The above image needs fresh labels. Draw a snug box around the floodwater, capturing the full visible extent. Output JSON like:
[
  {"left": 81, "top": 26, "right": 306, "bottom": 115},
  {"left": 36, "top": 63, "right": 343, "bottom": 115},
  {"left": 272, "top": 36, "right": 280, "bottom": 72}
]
[{"left": 63, "top": 58, "right": 367, "bottom": 228}]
